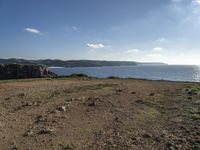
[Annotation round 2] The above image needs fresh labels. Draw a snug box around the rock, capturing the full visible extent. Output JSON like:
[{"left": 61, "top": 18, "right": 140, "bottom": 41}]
[
  {"left": 87, "top": 101, "right": 96, "bottom": 107},
  {"left": 149, "top": 93, "right": 155, "bottom": 96},
  {"left": 11, "top": 144, "right": 18, "bottom": 150},
  {"left": 35, "top": 115, "right": 47, "bottom": 124},
  {"left": 131, "top": 92, "right": 136, "bottom": 94},
  {"left": 154, "top": 136, "right": 161, "bottom": 142},
  {"left": 85, "top": 97, "right": 100, "bottom": 107},
  {"left": 51, "top": 110, "right": 60, "bottom": 114},
  {"left": 57, "top": 106, "right": 66, "bottom": 112},
  {"left": 59, "top": 144, "right": 75, "bottom": 150},
  {"left": 33, "top": 102, "right": 40, "bottom": 106},
  {"left": 24, "top": 129, "right": 33, "bottom": 137},
  {"left": 114, "top": 117, "right": 120, "bottom": 121},
  {"left": 5, "top": 97, "right": 10, "bottom": 100},
  {"left": 115, "top": 89, "right": 122, "bottom": 92},
  {"left": 187, "top": 97, "right": 192, "bottom": 100},
  {"left": 169, "top": 146, "right": 176, "bottom": 150},
  {"left": 166, "top": 142, "right": 178, "bottom": 150},
  {"left": 25, "top": 102, "right": 33, "bottom": 106},
  {"left": 38, "top": 127, "right": 54, "bottom": 135},
  {"left": 0, "top": 64, "right": 57, "bottom": 80},
  {"left": 65, "top": 101, "right": 71, "bottom": 106},
  {"left": 142, "top": 133, "right": 152, "bottom": 138},
  {"left": 188, "top": 91, "right": 197, "bottom": 96},
  {"left": 135, "top": 99, "right": 145, "bottom": 104}
]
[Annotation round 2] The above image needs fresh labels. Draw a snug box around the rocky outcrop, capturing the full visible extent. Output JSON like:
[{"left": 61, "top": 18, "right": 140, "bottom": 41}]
[{"left": 0, "top": 64, "right": 57, "bottom": 80}]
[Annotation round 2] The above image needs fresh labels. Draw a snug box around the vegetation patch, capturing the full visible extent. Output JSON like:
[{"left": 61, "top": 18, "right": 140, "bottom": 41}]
[
  {"left": 184, "top": 108, "right": 200, "bottom": 120},
  {"left": 184, "top": 85, "right": 200, "bottom": 95}
]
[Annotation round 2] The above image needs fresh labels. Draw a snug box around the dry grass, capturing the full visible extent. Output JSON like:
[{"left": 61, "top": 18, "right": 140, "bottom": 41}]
[{"left": 0, "top": 77, "right": 199, "bottom": 149}]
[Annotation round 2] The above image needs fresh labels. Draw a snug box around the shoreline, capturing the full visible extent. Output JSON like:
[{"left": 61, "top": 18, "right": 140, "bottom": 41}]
[{"left": 1, "top": 74, "right": 200, "bottom": 84}]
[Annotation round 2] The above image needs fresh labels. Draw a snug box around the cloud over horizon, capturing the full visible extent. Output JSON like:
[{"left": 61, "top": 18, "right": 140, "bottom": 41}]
[
  {"left": 126, "top": 49, "right": 139, "bottom": 53},
  {"left": 24, "top": 28, "right": 41, "bottom": 34},
  {"left": 153, "top": 47, "right": 164, "bottom": 52},
  {"left": 87, "top": 43, "right": 105, "bottom": 49}
]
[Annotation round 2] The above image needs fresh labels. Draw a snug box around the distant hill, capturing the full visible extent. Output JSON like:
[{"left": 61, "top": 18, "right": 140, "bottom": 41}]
[
  {"left": 0, "top": 58, "right": 167, "bottom": 67},
  {"left": 137, "top": 62, "right": 168, "bottom": 66}
]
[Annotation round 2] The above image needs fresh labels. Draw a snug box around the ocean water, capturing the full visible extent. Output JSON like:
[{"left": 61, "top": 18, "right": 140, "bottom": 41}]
[{"left": 48, "top": 65, "right": 200, "bottom": 82}]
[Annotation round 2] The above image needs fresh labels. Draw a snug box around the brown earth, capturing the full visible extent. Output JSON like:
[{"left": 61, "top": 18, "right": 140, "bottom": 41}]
[{"left": 0, "top": 77, "right": 199, "bottom": 150}]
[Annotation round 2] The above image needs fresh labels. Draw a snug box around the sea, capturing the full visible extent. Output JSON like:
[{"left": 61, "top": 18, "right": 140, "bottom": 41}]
[{"left": 48, "top": 65, "right": 200, "bottom": 82}]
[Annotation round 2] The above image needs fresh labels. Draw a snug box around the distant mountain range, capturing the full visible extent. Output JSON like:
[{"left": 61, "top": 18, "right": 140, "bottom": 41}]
[{"left": 0, "top": 58, "right": 167, "bottom": 67}]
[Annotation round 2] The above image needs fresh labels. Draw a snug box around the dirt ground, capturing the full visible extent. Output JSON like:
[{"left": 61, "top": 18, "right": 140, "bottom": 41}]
[{"left": 0, "top": 77, "right": 199, "bottom": 150}]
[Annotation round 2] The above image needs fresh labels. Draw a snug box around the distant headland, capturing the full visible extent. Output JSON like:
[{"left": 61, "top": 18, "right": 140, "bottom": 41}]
[{"left": 0, "top": 58, "right": 167, "bottom": 67}]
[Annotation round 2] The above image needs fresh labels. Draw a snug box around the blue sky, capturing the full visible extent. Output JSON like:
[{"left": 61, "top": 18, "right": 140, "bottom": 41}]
[{"left": 0, "top": 0, "right": 200, "bottom": 64}]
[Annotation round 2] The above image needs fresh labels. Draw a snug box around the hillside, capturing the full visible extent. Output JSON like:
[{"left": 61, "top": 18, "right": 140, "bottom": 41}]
[{"left": 0, "top": 58, "right": 166, "bottom": 67}]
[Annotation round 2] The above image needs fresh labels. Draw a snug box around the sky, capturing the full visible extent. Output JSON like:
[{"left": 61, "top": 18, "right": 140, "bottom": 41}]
[{"left": 0, "top": 0, "right": 200, "bottom": 64}]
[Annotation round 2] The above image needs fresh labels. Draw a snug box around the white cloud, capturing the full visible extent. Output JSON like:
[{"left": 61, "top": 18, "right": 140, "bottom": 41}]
[
  {"left": 87, "top": 43, "right": 105, "bottom": 49},
  {"left": 194, "top": 0, "right": 200, "bottom": 4},
  {"left": 153, "top": 47, "right": 164, "bottom": 52},
  {"left": 24, "top": 28, "right": 40, "bottom": 34},
  {"left": 126, "top": 49, "right": 139, "bottom": 53},
  {"left": 145, "top": 47, "right": 164, "bottom": 58}
]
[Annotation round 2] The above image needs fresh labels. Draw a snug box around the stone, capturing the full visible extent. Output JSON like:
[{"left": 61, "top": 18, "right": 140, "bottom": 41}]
[
  {"left": 86, "top": 97, "right": 99, "bottom": 107},
  {"left": 5, "top": 97, "right": 10, "bottom": 100},
  {"left": 114, "top": 117, "right": 120, "bottom": 121},
  {"left": 169, "top": 146, "right": 176, "bottom": 150},
  {"left": 188, "top": 91, "right": 197, "bottom": 96},
  {"left": 24, "top": 129, "right": 33, "bottom": 137},
  {"left": 87, "top": 101, "right": 96, "bottom": 107},
  {"left": 135, "top": 99, "right": 145, "bottom": 104},
  {"left": 143, "top": 133, "right": 152, "bottom": 138},
  {"left": 57, "top": 106, "right": 66, "bottom": 112},
  {"left": 35, "top": 115, "right": 47, "bottom": 124},
  {"left": 115, "top": 89, "right": 122, "bottom": 92},
  {"left": 65, "top": 101, "right": 71, "bottom": 106},
  {"left": 149, "top": 93, "right": 155, "bottom": 96},
  {"left": 11, "top": 144, "right": 18, "bottom": 150},
  {"left": 38, "top": 127, "right": 54, "bottom": 134},
  {"left": 51, "top": 110, "right": 60, "bottom": 114}
]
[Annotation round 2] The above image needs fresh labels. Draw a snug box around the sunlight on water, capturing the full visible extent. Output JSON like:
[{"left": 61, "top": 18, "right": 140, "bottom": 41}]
[
  {"left": 49, "top": 65, "right": 200, "bottom": 82},
  {"left": 193, "top": 66, "right": 200, "bottom": 82}
]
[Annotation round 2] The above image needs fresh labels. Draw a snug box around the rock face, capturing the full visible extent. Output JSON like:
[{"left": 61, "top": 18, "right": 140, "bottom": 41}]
[{"left": 0, "top": 64, "right": 57, "bottom": 80}]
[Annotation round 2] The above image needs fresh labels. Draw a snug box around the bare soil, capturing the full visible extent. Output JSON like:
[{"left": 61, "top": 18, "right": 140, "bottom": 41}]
[{"left": 0, "top": 77, "right": 199, "bottom": 150}]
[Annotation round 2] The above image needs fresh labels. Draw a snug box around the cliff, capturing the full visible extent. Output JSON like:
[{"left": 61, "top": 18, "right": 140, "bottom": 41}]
[{"left": 0, "top": 64, "right": 57, "bottom": 80}]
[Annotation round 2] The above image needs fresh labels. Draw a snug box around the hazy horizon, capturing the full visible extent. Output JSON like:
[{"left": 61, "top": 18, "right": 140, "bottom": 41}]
[{"left": 1, "top": 0, "right": 200, "bottom": 65}]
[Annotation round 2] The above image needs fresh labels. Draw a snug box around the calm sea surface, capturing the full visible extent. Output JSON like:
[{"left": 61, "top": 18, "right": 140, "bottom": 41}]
[{"left": 48, "top": 65, "right": 200, "bottom": 82}]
